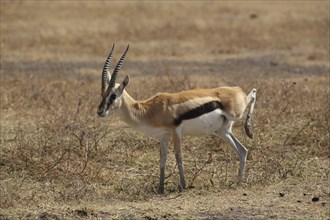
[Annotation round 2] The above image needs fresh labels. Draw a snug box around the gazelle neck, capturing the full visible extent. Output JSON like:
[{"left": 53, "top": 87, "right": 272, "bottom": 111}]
[{"left": 116, "top": 90, "right": 146, "bottom": 127}]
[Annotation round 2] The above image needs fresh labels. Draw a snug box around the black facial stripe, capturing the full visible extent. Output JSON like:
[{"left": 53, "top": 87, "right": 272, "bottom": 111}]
[
  {"left": 173, "top": 101, "right": 223, "bottom": 126},
  {"left": 98, "top": 98, "right": 107, "bottom": 111}
]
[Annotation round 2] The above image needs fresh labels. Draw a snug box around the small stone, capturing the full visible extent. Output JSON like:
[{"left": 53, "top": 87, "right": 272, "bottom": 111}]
[
  {"left": 242, "top": 193, "right": 247, "bottom": 196},
  {"left": 75, "top": 209, "right": 88, "bottom": 217},
  {"left": 297, "top": 200, "right": 302, "bottom": 203},
  {"left": 307, "top": 55, "right": 317, "bottom": 60},
  {"left": 250, "top": 13, "right": 258, "bottom": 19},
  {"left": 279, "top": 192, "right": 285, "bottom": 197},
  {"left": 270, "top": 61, "right": 278, "bottom": 66},
  {"left": 312, "top": 195, "right": 320, "bottom": 202}
]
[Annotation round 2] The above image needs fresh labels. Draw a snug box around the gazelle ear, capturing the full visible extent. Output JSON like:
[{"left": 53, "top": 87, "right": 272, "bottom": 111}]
[{"left": 118, "top": 75, "right": 130, "bottom": 93}]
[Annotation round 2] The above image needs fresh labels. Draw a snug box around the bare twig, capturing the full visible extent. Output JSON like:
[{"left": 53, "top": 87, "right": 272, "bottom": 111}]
[{"left": 188, "top": 153, "right": 213, "bottom": 188}]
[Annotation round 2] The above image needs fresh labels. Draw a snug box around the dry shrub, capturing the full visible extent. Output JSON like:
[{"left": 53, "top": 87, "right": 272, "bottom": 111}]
[
  {"left": 1, "top": 77, "right": 113, "bottom": 207},
  {"left": 245, "top": 77, "right": 329, "bottom": 184}
]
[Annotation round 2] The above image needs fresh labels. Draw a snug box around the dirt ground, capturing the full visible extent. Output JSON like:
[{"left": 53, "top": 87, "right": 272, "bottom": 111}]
[{"left": 1, "top": 1, "right": 329, "bottom": 219}]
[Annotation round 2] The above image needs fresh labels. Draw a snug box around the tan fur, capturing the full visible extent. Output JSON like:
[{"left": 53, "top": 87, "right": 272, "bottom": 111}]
[{"left": 118, "top": 86, "right": 248, "bottom": 128}]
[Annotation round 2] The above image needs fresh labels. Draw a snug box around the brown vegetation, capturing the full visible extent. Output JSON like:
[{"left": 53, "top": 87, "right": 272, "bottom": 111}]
[{"left": 0, "top": 1, "right": 329, "bottom": 219}]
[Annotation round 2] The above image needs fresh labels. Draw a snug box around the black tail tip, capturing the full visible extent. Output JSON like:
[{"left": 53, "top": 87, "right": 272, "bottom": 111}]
[{"left": 244, "top": 124, "right": 254, "bottom": 139}]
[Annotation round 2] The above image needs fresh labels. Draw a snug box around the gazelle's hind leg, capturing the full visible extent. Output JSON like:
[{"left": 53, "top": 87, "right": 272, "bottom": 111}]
[
  {"left": 217, "top": 120, "right": 248, "bottom": 185},
  {"left": 244, "top": 88, "right": 257, "bottom": 139},
  {"left": 229, "top": 133, "right": 248, "bottom": 184}
]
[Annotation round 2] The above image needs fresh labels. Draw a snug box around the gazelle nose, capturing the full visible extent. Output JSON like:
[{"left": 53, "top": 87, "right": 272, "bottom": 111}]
[{"left": 97, "top": 110, "right": 104, "bottom": 117}]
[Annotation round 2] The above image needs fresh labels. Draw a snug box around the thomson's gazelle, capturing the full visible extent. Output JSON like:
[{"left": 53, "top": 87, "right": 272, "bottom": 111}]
[{"left": 97, "top": 44, "right": 257, "bottom": 193}]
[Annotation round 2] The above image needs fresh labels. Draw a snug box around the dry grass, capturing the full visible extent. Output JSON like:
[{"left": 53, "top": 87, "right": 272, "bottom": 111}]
[
  {"left": 1, "top": 1, "right": 329, "bottom": 219},
  {"left": 1, "top": 1, "right": 329, "bottom": 62}
]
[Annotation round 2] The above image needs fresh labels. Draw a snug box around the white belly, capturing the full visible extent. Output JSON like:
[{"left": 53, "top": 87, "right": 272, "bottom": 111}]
[
  {"left": 136, "top": 109, "right": 224, "bottom": 140},
  {"left": 138, "top": 124, "right": 171, "bottom": 140},
  {"left": 182, "top": 109, "right": 224, "bottom": 136}
]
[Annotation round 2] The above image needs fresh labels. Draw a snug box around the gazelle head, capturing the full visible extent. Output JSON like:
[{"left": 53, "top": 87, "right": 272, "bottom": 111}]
[{"left": 97, "top": 44, "right": 130, "bottom": 117}]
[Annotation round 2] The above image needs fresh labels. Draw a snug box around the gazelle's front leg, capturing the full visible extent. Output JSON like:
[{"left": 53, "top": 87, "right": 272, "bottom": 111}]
[
  {"left": 159, "top": 141, "right": 168, "bottom": 194},
  {"left": 172, "top": 126, "right": 186, "bottom": 190}
]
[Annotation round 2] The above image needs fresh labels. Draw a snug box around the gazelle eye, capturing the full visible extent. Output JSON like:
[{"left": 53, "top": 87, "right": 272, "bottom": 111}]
[{"left": 110, "top": 93, "right": 117, "bottom": 100}]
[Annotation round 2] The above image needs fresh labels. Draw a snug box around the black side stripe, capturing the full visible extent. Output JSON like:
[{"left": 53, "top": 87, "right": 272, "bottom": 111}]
[{"left": 173, "top": 101, "right": 223, "bottom": 126}]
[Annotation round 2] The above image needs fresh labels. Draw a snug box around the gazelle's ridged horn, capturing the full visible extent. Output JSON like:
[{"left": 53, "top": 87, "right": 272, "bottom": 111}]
[
  {"left": 109, "top": 44, "right": 129, "bottom": 89},
  {"left": 101, "top": 43, "right": 115, "bottom": 94}
]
